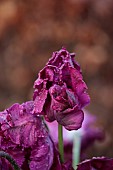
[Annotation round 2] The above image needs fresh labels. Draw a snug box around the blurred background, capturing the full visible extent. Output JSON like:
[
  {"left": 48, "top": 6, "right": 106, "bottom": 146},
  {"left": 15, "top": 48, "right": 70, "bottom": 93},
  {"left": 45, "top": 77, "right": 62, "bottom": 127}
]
[{"left": 0, "top": 0, "right": 113, "bottom": 159}]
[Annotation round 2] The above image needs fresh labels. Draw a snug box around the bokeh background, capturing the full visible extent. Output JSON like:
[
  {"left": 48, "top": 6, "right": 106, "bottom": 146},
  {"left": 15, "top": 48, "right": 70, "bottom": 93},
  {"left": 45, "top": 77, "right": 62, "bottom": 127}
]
[{"left": 0, "top": 0, "right": 113, "bottom": 158}]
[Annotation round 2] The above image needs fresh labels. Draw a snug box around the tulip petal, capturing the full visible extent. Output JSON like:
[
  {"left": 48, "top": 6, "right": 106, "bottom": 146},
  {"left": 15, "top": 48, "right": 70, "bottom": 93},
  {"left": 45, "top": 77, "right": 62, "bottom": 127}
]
[{"left": 55, "top": 107, "right": 84, "bottom": 131}]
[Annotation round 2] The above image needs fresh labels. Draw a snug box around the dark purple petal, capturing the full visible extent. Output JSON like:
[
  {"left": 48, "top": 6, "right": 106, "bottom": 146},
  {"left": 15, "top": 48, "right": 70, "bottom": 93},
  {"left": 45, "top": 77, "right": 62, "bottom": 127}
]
[
  {"left": 48, "top": 49, "right": 67, "bottom": 67},
  {"left": 75, "top": 80, "right": 90, "bottom": 108},
  {"left": 55, "top": 107, "right": 84, "bottom": 130},
  {"left": 30, "top": 137, "right": 54, "bottom": 170},
  {"left": 49, "top": 84, "right": 69, "bottom": 112},
  {"left": 43, "top": 94, "right": 55, "bottom": 122},
  {"left": 39, "top": 65, "right": 56, "bottom": 82},
  {"left": 50, "top": 145, "right": 62, "bottom": 170},
  {"left": 50, "top": 144, "right": 74, "bottom": 170},
  {"left": 62, "top": 161, "right": 74, "bottom": 170},
  {"left": 70, "top": 53, "right": 81, "bottom": 71},
  {"left": 33, "top": 89, "right": 48, "bottom": 114},
  {"left": 33, "top": 79, "right": 44, "bottom": 95},
  {"left": 77, "top": 157, "right": 113, "bottom": 170}
]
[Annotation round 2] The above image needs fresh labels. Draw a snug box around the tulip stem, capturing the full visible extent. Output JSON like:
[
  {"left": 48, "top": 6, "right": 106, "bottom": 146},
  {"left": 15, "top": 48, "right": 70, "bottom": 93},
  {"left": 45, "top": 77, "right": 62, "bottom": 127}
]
[
  {"left": 0, "top": 151, "right": 22, "bottom": 170},
  {"left": 58, "top": 124, "right": 64, "bottom": 163},
  {"left": 72, "top": 132, "right": 81, "bottom": 170}
]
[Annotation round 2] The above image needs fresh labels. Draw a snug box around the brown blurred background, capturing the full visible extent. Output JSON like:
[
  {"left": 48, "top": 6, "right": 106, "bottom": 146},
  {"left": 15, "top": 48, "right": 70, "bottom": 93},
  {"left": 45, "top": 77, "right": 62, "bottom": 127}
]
[{"left": 0, "top": 0, "right": 113, "bottom": 158}]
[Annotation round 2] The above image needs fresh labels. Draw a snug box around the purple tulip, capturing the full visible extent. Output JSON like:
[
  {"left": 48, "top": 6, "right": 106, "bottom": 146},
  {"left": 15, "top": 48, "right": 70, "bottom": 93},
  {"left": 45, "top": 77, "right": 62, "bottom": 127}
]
[
  {"left": 0, "top": 101, "right": 54, "bottom": 170},
  {"left": 33, "top": 48, "right": 90, "bottom": 130},
  {"left": 77, "top": 157, "right": 113, "bottom": 170}
]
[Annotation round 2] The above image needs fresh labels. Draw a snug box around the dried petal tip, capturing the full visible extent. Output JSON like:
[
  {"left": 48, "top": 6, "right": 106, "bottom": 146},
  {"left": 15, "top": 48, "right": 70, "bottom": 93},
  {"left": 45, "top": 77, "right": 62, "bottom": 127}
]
[{"left": 33, "top": 48, "right": 90, "bottom": 130}]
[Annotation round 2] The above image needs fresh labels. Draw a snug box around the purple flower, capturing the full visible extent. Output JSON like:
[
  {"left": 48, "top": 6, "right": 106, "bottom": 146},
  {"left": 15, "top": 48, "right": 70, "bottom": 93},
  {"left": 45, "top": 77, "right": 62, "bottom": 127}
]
[
  {"left": 33, "top": 48, "right": 90, "bottom": 130},
  {"left": 0, "top": 101, "right": 54, "bottom": 170},
  {"left": 77, "top": 157, "right": 113, "bottom": 170}
]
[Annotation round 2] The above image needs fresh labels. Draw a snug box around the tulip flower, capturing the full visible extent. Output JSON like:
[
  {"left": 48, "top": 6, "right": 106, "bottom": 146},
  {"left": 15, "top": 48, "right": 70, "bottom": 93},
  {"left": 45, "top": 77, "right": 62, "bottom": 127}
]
[
  {"left": 33, "top": 48, "right": 90, "bottom": 131},
  {"left": 0, "top": 101, "right": 54, "bottom": 170}
]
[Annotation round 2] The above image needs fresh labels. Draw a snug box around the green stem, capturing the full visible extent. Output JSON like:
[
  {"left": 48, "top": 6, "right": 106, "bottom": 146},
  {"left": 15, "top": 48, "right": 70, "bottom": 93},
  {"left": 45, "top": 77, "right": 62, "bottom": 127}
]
[
  {"left": 0, "top": 151, "right": 22, "bottom": 170},
  {"left": 58, "top": 124, "right": 64, "bottom": 163},
  {"left": 72, "top": 132, "right": 81, "bottom": 170}
]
